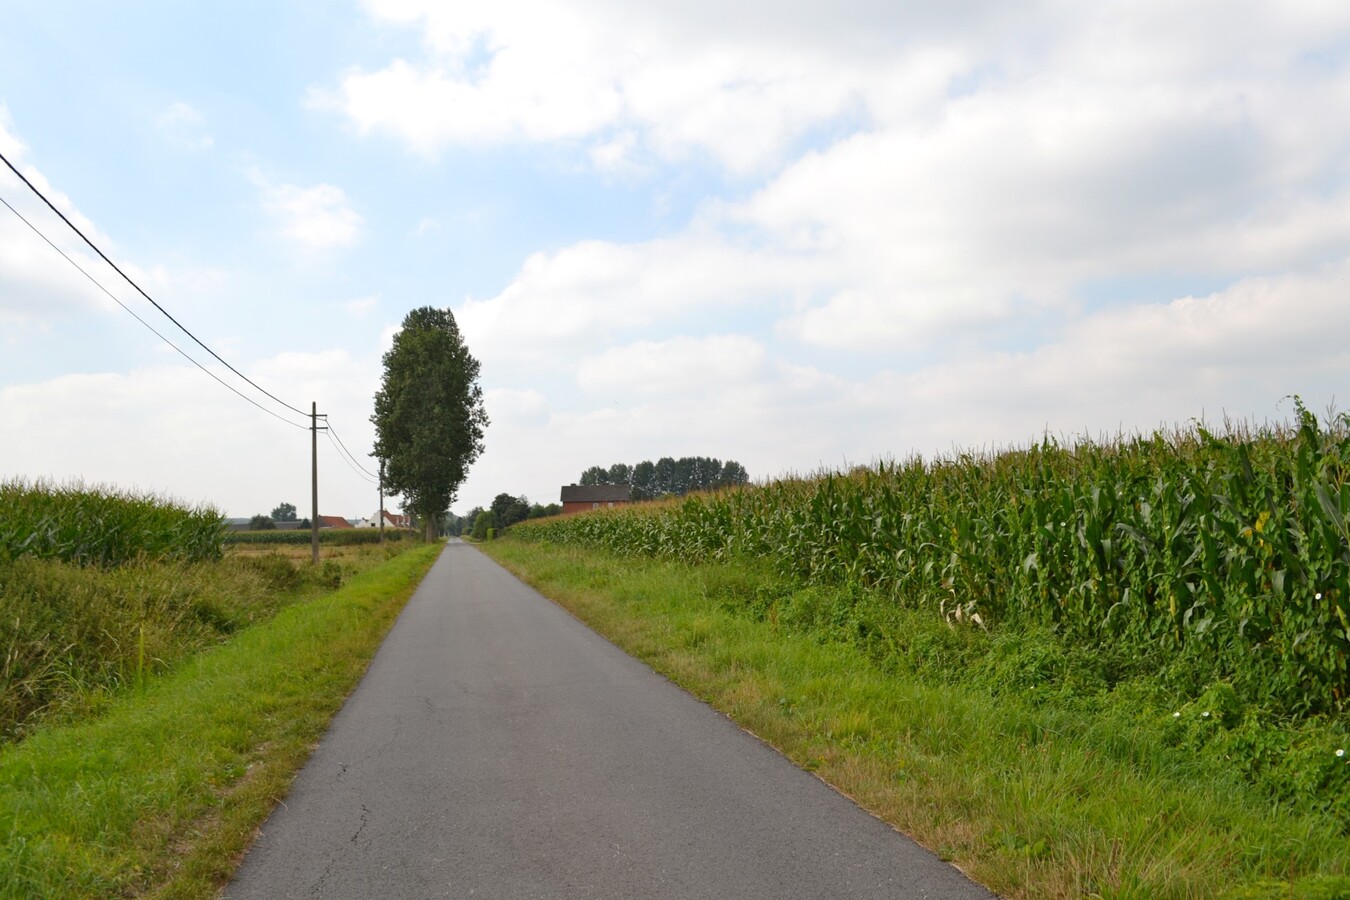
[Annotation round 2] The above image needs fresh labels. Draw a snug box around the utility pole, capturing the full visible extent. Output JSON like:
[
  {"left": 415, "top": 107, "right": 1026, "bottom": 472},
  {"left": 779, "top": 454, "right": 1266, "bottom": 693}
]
[
  {"left": 378, "top": 460, "right": 385, "bottom": 545},
  {"left": 310, "top": 402, "right": 327, "bottom": 565}
]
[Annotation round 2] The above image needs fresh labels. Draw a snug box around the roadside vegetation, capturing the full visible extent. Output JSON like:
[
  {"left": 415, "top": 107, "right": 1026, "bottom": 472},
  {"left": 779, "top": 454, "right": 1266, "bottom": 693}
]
[
  {"left": 0, "top": 479, "right": 441, "bottom": 896},
  {"left": 1, "top": 482, "right": 424, "bottom": 744},
  {"left": 497, "top": 404, "right": 1350, "bottom": 898},
  {"left": 223, "top": 527, "right": 420, "bottom": 546}
]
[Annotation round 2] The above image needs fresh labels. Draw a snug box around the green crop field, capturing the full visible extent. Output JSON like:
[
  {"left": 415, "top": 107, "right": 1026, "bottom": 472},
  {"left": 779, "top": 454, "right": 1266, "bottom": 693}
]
[
  {"left": 223, "top": 527, "right": 420, "bottom": 545},
  {"left": 514, "top": 402, "right": 1350, "bottom": 721},
  {"left": 1, "top": 479, "right": 223, "bottom": 566}
]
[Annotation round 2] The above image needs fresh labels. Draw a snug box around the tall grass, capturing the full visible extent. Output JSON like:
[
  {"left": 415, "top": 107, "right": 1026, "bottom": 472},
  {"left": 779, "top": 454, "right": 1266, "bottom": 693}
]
[
  {"left": 513, "top": 403, "right": 1350, "bottom": 719},
  {"left": 1, "top": 556, "right": 271, "bottom": 742},
  {"left": 0, "top": 479, "right": 418, "bottom": 742},
  {"left": 0, "top": 479, "right": 224, "bottom": 566}
]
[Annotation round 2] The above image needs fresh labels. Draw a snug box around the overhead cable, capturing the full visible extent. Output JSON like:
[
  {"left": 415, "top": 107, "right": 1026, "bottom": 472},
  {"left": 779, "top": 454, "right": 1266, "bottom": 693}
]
[
  {"left": 0, "top": 193, "right": 308, "bottom": 431},
  {"left": 0, "top": 149, "right": 309, "bottom": 419},
  {"left": 327, "top": 422, "right": 380, "bottom": 480},
  {"left": 326, "top": 430, "right": 379, "bottom": 484}
]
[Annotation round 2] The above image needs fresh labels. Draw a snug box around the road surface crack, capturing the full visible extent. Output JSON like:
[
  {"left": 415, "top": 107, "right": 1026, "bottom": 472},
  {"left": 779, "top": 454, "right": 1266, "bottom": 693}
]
[{"left": 351, "top": 803, "right": 370, "bottom": 844}]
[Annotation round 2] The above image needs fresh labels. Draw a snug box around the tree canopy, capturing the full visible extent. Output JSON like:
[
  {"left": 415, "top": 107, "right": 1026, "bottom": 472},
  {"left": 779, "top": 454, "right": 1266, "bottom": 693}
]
[
  {"left": 579, "top": 456, "right": 749, "bottom": 499},
  {"left": 490, "top": 493, "right": 532, "bottom": 530},
  {"left": 372, "top": 307, "right": 488, "bottom": 538},
  {"left": 270, "top": 502, "right": 297, "bottom": 522}
]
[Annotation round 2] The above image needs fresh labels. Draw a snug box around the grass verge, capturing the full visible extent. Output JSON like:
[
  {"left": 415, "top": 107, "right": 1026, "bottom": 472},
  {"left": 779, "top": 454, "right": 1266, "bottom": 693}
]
[
  {"left": 0, "top": 542, "right": 442, "bottom": 898},
  {"left": 482, "top": 538, "right": 1350, "bottom": 900}
]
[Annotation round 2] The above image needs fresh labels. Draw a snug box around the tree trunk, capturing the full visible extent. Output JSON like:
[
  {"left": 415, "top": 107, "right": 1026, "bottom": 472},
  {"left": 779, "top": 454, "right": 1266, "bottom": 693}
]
[{"left": 425, "top": 517, "right": 437, "bottom": 542}]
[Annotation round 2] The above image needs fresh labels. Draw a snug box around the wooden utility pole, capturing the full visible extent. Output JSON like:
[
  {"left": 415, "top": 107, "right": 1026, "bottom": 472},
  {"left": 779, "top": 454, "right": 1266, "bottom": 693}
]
[
  {"left": 378, "top": 460, "right": 385, "bottom": 545},
  {"left": 310, "top": 401, "right": 323, "bottom": 565}
]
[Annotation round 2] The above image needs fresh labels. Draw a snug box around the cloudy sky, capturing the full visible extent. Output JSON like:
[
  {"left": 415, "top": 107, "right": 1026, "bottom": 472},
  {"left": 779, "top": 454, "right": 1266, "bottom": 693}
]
[{"left": 2, "top": 1, "right": 1347, "bottom": 519}]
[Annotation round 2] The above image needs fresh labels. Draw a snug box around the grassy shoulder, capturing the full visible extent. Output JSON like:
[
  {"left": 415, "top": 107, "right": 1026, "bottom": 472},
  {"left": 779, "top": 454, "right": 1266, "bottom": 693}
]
[
  {"left": 0, "top": 542, "right": 442, "bottom": 899},
  {"left": 482, "top": 538, "right": 1350, "bottom": 900}
]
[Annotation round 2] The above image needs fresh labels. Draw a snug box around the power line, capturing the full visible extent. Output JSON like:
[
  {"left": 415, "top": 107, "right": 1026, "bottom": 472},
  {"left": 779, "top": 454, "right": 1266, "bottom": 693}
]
[
  {"left": 0, "top": 148, "right": 309, "bottom": 419},
  {"left": 327, "top": 422, "right": 380, "bottom": 480},
  {"left": 325, "top": 430, "right": 379, "bottom": 484},
  {"left": 0, "top": 193, "right": 309, "bottom": 432}
]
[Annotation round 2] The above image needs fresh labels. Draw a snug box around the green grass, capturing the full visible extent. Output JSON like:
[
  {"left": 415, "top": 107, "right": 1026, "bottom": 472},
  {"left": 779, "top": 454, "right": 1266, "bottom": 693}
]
[
  {"left": 483, "top": 538, "right": 1350, "bottom": 900},
  {"left": 1, "top": 544, "right": 410, "bottom": 744},
  {"left": 0, "top": 542, "right": 441, "bottom": 898}
]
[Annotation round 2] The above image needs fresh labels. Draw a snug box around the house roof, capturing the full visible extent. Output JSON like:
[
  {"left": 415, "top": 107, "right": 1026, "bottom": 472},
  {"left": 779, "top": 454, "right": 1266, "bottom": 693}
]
[
  {"left": 560, "top": 483, "right": 631, "bottom": 503},
  {"left": 373, "top": 509, "right": 411, "bottom": 527},
  {"left": 317, "top": 514, "right": 352, "bottom": 529}
]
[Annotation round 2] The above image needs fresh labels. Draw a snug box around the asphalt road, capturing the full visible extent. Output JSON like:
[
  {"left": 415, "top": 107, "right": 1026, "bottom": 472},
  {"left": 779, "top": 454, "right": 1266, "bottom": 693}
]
[{"left": 226, "top": 540, "right": 995, "bottom": 899}]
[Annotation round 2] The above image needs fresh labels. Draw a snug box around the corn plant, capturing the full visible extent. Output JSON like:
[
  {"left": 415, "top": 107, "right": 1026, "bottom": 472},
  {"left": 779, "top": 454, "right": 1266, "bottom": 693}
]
[
  {"left": 0, "top": 480, "right": 224, "bottom": 566},
  {"left": 513, "top": 405, "right": 1350, "bottom": 717}
]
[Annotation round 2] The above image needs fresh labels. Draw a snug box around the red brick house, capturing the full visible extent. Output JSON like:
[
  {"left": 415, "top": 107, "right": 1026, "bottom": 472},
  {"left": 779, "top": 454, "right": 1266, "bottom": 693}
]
[{"left": 560, "top": 484, "right": 632, "bottom": 515}]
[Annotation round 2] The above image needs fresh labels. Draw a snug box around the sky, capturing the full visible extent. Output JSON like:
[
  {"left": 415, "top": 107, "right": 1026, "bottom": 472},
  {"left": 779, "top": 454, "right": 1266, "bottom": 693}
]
[{"left": 2, "top": 1, "right": 1348, "bottom": 520}]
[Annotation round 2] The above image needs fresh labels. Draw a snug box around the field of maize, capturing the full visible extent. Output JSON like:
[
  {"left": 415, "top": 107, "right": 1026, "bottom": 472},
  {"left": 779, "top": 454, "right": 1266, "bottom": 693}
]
[
  {"left": 224, "top": 528, "right": 420, "bottom": 546},
  {"left": 512, "top": 403, "right": 1350, "bottom": 718},
  {"left": 0, "top": 479, "right": 223, "bottom": 566}
]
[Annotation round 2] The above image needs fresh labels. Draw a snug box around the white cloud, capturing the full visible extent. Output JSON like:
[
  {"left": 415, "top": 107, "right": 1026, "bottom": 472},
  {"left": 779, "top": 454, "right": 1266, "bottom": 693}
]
[
  {"left": 12, "top": 5, "right": 1350, "bottom": 522},
  {"left": 324, "top": 2, "right": 1350, "bottom": 180},
  {"left": 315, "top": 0, "right": 873, "bottom": 170},
  {"left": 251, "top": 171, "right": 364, "bottom": 250},
  {"left": 385, "top": 3, "right": 1350, "bottom": 362},
  {"left": 845, "top": 264, "right": 1350, "bottom": 455},
  {"left": 576, "top": 335, "right": 767, "bottom": 396},
  {"left": 1, "top": 348, "right": 386, "bottom": 517},
  {"left": 0, "top": 109, "right": 164, "bottom": 325},
  {"left": 455, "top": 237, "right": 819, "bottom": 370},
  {"left": 589, "top": 131, "right": 638, "bottom": 172},
  {"left": 485, "top": 386, "right": 548, "bottom": 425},
  {"left": 404, "top": 2, "right": 1350, "bottom": 512},
  {"left": 155, "top": 101, "right": 214, "bottom": 150},
  {"left": 345, "top": 295, "right": 379, "bottom": 317},
  {"left": 455, "top": 263, "right": 1347, "bottom": 510}
]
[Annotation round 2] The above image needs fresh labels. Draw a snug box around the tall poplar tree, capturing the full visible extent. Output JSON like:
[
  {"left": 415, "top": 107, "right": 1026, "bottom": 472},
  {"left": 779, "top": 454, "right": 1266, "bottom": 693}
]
[{"left": 372, "top": 307, "right": 488, "bottom": 539}]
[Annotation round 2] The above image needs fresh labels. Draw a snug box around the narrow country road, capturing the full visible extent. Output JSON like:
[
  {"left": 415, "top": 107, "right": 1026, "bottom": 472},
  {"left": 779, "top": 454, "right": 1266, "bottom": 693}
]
[{"left": 226, "top": 540, "right": 994, "bottom": 899}]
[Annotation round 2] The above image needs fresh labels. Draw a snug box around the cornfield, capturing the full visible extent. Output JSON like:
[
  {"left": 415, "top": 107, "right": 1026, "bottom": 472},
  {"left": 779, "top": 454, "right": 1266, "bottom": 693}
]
[
  {"left": 513, "top": 403, "right": 1350, "bottom": 717},
  {"left": 0, "top": 480, "right": 224, "bottom": 566},
  {"left": 223, "top": 529, "right": 420, "bottom": 546}
]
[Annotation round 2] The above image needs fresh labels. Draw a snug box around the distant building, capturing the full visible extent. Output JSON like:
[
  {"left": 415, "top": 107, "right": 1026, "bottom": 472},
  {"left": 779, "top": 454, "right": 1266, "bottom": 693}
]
[
  {"left": 355, "top": 509, "right": 413, "bottom": 529},
  {"left": 560, "top": 483, "right": 631, "bottom": 515},
  {"left": 316, "top": 514, "right": 353, "bottom": 529}
]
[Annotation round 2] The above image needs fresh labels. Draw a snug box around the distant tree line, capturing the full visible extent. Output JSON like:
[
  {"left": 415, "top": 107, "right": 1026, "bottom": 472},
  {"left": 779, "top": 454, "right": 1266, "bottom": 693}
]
[
  {"left": 248, "top": 502, "right": 308, "bottom": 531},
  {"left": 579, "top": 457, "right": 749, "bottom": 500},
  {"left": 454, "top": 493, "right": 563, "bottom": 538}
]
